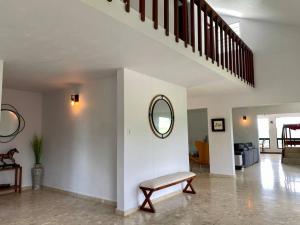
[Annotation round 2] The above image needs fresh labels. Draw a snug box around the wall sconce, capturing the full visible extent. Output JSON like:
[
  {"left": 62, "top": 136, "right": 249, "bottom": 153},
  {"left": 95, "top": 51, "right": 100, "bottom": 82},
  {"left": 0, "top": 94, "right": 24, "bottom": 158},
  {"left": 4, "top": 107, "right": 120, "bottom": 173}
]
[
  {"left": 243, "top": 116, "right": 247, "bottom": 121},
  {"left": 71, "top": 94, "right": 79, "bottom": 106}
]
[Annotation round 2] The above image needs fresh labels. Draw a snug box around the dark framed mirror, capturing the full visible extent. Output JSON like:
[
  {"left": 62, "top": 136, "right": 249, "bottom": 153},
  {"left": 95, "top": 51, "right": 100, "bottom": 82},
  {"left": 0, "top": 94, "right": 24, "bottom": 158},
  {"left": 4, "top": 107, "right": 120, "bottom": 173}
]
[
  {"left": 149, "top": 95, "right": 174, "bottom": 139},
  {"left": 0, "top": 104, "right": 25, "bottom": 143}
]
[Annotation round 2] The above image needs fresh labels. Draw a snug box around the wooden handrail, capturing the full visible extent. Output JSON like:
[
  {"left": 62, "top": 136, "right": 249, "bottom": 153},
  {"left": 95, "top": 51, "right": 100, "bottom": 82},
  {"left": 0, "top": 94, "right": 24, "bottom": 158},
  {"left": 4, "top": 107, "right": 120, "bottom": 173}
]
[{"left": 120, "top": 0, "right": 254, "bottom": 87}]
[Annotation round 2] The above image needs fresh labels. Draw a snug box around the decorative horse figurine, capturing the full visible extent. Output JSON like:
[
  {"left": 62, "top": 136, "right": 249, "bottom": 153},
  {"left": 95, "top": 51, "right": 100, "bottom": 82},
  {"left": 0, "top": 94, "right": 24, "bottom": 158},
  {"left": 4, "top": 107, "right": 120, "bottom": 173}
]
[{"left": 0, "top": 148, "right": 19, "bottom": 165}]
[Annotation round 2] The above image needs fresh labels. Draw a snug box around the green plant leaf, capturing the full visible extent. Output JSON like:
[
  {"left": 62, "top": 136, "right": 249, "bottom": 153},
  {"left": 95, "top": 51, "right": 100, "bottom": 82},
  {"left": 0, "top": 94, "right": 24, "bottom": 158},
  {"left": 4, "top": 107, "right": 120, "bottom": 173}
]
[{"left": 31, "top": 134, "right": 43, "bottom": 164}]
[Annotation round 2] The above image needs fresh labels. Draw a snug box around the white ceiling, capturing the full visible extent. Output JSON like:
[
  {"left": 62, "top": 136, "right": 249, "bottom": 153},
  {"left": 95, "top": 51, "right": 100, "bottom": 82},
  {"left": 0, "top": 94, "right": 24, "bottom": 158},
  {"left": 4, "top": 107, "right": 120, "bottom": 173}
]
[
  {"left": 1, "top": 0, "right": 295, "bottom": 95},
  {"left": 207, "top": 0, "right": 300, "bottom": 26},
  {"left": 0, "top": 0, "right": 248, "bottom": 96}
]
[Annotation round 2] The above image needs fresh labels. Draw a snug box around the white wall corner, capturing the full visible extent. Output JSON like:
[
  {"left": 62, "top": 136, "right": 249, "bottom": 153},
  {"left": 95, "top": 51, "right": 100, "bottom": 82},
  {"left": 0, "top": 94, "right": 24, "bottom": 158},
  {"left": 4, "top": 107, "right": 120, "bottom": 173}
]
[{"left": 116, "top": 68, "right": 125, "bottom": 212}]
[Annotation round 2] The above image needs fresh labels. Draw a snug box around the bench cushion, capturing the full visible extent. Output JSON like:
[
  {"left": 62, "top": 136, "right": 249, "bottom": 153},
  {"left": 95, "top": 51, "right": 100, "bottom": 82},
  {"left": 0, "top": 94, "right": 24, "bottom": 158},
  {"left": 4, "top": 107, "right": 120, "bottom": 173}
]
[{"left": 140, "top": 172, "right": 196, "bottom": 189}]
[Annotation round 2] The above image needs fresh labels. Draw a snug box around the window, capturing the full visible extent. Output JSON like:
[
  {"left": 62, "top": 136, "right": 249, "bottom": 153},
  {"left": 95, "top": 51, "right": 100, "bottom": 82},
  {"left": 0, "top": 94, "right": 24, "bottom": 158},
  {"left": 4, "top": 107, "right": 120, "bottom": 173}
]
[
  {"left": 258, "top": 118, "right": 270, "bottom": 150},
  {"left": 217, "top": 22, "right": 240, "bottom": 55},
  {"left": 276, "top": 117, "right": 300, "bottom": 138},
  {"left": 158, "top": 117, "right": 171, "bottom": 134},
  {"left": 229, "top": 22, "right": 240, "bottom": 37},
  {"left": 259, "top": 138, "right": 270, "bottom": 149},
  {"left": 276, "top": 117, "right": 300, "bottom": 148},
  {"left": 258, "top": 118, "right": 270, "bottom": 138}
]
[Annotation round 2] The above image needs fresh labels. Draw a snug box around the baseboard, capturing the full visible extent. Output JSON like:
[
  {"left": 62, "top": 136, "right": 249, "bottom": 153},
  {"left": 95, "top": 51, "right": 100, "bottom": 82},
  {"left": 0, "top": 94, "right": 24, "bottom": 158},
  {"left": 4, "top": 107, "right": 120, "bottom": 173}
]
[
  {"left": 209, "top": 173, "right": 235, "bottom": 178},
  {"left": 0, "top": 186, "right": 31, "bottom": 196},
  {"left": 115, "top": 207, "right": 139, "bottom": 216},
  {"left": 260, "top": 152, "right": 282, "bottom": 154},
  {"left": 115, "top": 190, "right": 182, "bottom": 216},
  {"left": 43, "top": 186, "right": 116, "bottom": 206},
  {"left": 235, "top": 166, "right": 243, "bottom": 170},
  {"left": 22, "top": 186, "right": 32, "bottom": 191}
]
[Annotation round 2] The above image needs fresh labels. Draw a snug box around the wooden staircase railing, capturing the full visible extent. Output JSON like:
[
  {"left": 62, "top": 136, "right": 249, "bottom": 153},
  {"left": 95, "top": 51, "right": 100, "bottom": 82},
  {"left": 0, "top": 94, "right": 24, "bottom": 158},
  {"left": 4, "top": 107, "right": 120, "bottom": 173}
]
[{"left": 121, "top": 0, "right": 254, "bottom": 87}]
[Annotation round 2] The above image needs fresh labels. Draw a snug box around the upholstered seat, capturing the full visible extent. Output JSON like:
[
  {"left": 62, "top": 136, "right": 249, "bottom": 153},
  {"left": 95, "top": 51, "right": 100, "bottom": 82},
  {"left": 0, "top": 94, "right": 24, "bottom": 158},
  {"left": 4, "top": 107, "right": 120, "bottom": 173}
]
[{"left": 140, "top": 172, "right": 196, "bottom": 190}]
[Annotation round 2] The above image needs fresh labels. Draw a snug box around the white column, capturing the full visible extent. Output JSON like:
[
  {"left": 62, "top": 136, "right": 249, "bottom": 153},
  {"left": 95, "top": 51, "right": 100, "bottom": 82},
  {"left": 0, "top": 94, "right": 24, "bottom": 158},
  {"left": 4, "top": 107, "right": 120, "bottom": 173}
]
[
  {"left": 207, "top": 104, "right": 235, "bottom": 176},
  {"left": 116, "top": 68, "right": 189, "bottom": 214},
  {"left": 116, "top": 69, "right": 125, "bottom": 212}
]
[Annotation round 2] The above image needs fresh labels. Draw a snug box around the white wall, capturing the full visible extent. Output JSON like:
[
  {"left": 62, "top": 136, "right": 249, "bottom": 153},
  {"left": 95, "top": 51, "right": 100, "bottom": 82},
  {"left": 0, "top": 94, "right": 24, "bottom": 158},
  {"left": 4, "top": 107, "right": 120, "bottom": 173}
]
[
  {"left": 42, "top": 76, "right": 117, "bottom": 202},
  {"left": 207, "top": 104, "right": 235, "bottom": 176},
  {"left": 188, "top": 17, "right": 300, "bottom": 175},
  {"left": 117, "top": 68, "right": 189, "bottom": 212},
  {"left": 189, "top": 18, "right": 300, "bottom": 109},
  {"left": 0, "top": 61, "right": 3, "bottom": 110},
  {"left": 0, "top": 89, "right": 42, "bottom": 187},
  {"left": 187, "top": 108, "right": 208, "bottom": 153},
  {"left": 232, "top": 103, "right": 300, "bottom": 153}
]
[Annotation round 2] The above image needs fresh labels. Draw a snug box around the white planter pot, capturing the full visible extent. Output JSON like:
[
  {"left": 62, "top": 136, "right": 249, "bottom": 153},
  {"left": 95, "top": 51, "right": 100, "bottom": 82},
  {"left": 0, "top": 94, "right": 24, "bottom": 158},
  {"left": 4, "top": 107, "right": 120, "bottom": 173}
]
[{"left": 32, "top": 164, "right": 43, "bottom": 190}]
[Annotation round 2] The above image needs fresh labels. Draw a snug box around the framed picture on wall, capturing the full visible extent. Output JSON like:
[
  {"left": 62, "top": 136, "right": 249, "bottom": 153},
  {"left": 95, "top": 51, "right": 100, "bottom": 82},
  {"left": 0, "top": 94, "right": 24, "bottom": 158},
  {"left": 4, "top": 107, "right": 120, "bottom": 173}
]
[{"left": 211, "top": 118, "right": 225, "bottom": 132}]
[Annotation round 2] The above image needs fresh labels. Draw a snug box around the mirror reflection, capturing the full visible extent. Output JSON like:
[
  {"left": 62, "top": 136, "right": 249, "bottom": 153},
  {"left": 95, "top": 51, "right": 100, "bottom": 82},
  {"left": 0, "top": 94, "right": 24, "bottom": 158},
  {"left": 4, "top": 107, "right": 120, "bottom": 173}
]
[
  {"left": 153, "top": 100, "right": 172, "bottom": 134},
  {"left": 149, "top": 95, "right": 174, "bottom": 139},
  {"left": 0, "top": 110, "right": 19, "bottom": 137}
]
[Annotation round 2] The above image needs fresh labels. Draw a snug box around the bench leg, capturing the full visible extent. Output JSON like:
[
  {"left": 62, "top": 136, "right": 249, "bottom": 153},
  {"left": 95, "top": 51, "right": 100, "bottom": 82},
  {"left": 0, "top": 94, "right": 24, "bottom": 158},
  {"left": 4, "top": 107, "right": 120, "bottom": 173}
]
[
  {"left": 140, "top": 188, "right": 155, "bottom": 213},
  {"left": 183, "top": 178, "right": 196, "bottom": 194}
]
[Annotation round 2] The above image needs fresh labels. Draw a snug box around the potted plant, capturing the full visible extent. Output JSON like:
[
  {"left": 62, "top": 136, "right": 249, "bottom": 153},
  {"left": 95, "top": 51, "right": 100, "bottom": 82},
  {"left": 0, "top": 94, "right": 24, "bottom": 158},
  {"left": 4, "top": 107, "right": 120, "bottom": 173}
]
[{"left": 31, "top": 135, "right": 43, "bottom": 190}]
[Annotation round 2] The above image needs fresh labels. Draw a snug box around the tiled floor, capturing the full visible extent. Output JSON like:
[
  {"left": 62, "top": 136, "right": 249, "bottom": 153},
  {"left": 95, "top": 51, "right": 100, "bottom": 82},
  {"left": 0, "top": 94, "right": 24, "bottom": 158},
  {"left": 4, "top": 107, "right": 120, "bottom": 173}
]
[{"left": 1, "top": 154, "right": 300, "bottom": 225}]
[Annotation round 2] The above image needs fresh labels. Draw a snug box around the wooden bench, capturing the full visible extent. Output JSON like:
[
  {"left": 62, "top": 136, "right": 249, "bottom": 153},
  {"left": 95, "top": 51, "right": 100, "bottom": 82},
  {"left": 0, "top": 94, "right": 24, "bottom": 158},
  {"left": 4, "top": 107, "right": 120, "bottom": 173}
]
[{"left": 139, "top": 172, "right": 196, "bottom": 213}]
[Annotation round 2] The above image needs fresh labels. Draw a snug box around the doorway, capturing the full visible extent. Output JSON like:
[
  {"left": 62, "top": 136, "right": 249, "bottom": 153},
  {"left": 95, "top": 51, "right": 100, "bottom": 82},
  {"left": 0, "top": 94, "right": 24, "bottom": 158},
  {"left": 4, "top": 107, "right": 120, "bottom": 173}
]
[{"left": 187, "top": 108, "right": 209, "bottom": 172}]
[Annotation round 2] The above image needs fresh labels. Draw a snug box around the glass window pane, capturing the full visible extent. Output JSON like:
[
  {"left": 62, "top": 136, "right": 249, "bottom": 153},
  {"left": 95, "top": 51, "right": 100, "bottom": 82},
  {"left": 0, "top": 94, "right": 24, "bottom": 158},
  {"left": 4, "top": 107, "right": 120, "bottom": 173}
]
[
  {"left": 258, "top": 118, "right": 270, "bottom": 138},
  {"left": 276, "top": 117, "right": 300, "bottom": 138}
]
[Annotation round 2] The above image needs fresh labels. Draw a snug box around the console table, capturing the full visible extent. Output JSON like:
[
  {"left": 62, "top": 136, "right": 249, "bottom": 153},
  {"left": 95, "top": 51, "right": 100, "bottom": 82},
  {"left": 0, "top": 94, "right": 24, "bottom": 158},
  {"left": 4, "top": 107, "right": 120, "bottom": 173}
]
[{"left": 0, "top": 164, "right": 22, "bottom": 193}]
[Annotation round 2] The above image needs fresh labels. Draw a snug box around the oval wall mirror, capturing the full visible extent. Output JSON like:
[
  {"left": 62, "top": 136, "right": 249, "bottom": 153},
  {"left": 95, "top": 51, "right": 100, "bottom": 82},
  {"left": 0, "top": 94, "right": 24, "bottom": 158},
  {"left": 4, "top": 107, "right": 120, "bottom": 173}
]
[
  {"left": 0, "top": 104, "right": 25, "bottom": 143},
  {"left": 149, "top": 95, "right": 174, "bottom": 139}
]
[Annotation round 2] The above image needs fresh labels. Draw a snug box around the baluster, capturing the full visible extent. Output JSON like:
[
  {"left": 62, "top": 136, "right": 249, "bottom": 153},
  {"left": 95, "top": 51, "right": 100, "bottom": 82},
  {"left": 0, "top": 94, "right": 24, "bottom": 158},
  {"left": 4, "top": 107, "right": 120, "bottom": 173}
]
[
  {"left": 204, "top": 5, "right": 208, "bottom": 60},
  {"left": 245, "top": 47, "right": 248, "bottom": 82},
  {"left": 190, "top": 0, "right": 195, "bottom": 52},
  {"left": 210, "top": 12, "right": 214, "bottom": 63},
  {"left": 232, "top": 34, "right": 236, "bottom": 75},
  {"left": 197, "top": 1, "right": 202, "bottom": 56},
  {"left": 252, "top": 54, "right": 255, "bottom": 87},
  {"left": 220, "top": 22, "right": 224, "bottom": 69},
  {"left": 139, "top": 0, "right": 145, "bottom": 21},
  {"left": 237, "top": 40, "right": 240, "bottom": 77},
  {"left": 241, "top": 44, "right": 244, "bottom": 80},
  {"left": 247, "top": 48, "right": 251, "bottom": 84},
  {"left": 164, "top": 0, "right": 169, "bottom": 35},
  {"left": 224, "top": 29, "right": 228, "bottom": 70},
  {"left": 153, "top": 0, "right": 158, "bottom": 29},
  {"left": 250, "top": 51, "right": 253, "bottom": 85},
  {"left": 215, "top": 20, "right": 219, "bottom": 66},
  {"left": 243, "top": 44, "right": 246, "bottom": 81},
  {"left": 248, "top": 49, "right": 251, "bottom": 84},
  {"left": 124, "top": 0, "right": 130, "bottom": 12},
  {"left": 229, "top": 31, "right": 232, "bottom": 73},
  {"left": 236, "top": 38, "right": 240, "bottom": 78},
  {"left": 251, "top": 52, "right": 254, "bottom": 86},
  {"left": 239, "top": 40, "right": 244, "bottom": 80},
  {"left": 183, "top": 0, "right": 188, "bottom": 47},
  {"left": 174, "top": 0, "right": 179, "bottom": 42}
]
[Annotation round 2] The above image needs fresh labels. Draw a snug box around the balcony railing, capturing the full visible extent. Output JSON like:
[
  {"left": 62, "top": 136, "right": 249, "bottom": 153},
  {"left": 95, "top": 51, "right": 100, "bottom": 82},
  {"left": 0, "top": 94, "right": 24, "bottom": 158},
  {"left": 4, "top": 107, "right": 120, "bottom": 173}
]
[{"left": 122, "top": 0, "right": 254, "bottom": 87}]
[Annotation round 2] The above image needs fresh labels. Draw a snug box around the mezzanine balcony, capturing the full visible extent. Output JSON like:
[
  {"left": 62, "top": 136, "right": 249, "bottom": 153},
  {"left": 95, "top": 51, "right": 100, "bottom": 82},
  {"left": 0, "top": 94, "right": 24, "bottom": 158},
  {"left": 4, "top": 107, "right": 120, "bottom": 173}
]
[{"left": 82, "top": 0, "right": 254, "bottom": 91}]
